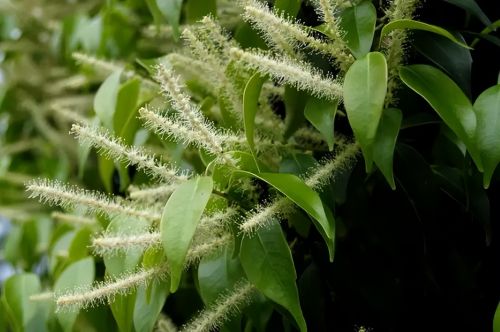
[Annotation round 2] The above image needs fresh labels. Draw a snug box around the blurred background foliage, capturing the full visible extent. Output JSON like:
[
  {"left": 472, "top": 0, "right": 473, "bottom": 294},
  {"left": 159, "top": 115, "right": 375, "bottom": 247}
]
[{"left": 0, "top": 0, "right": 499, "bottom": 331}]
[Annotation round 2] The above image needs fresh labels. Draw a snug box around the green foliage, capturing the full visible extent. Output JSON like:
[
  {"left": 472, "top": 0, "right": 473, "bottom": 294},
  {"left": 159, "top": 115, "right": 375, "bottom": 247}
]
[{"left": 1, "top": 0, "right": 499, "bottom": 331}]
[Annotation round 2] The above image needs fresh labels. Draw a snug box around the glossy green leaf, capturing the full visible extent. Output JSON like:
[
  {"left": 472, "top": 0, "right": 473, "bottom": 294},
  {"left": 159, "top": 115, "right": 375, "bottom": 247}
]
[
  {"left": 413, "top": 31, "right": 472, "bottom": 96},
  {"left": 339, "top": 0, "right": 377, "bottom": 58},
  {"left": 274, "top": 0, "right": 301, "bottom": 17},
  {"left": 343, "top": 51, "right": 387, "bottom": 172},
  {"left": 54, "top": 257, "right": 95, "bottom": 332},
  {"left": 373, "top": 108, "right": 402, "bottom": 190},
  {"left": 473, "top": 85, "right": 500, "bottom": 188},
  {"left": 161, "top": 176, "right": 213, "bottom": 292},
  {"left": 237, "top": 171, "right": 332, "bottom": 240},
  {"left": 94, "top": 70, "right": 121, "bottom": 130},
  {"left": 115, "top": 78, "right": 140, "bottom": 145},
  {"left": 444, "top": 0, "right": 491, "bottom": 26},
  {"left": 2, "top": 273, "right": 44, "bottom": 332},
  {"left": 304, "top": 97, "right": 337, "bottom": 151},
  {"left": 240, "top": 223, "right": 306, "bottom": 332},
  {"left": 380, "top": 19, "right": 471, "bottom": 49},
  {"left": 399, "top": 65, "right": 482, "bottom": 170},
  {"left": 243, "top": 72, "right": 266, "bottom": 154}
]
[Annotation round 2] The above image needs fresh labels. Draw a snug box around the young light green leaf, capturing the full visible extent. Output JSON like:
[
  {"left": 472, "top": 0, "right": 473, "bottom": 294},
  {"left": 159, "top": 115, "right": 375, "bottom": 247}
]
[
  {"left": 380, "top": 19, "right": 471, "bottom": 49},
  {"left": 54, "top": 257, "right": 95, "bottom": 332},
  {"left": 399, "top": 65, "right": 482, "bottom": 170},
  {"left": 343, "top": 51, "right": 387, "bottom": 172},
  {"left": 304, "top": 97, "right": 337, "bottom": 151},
  {"left": 243, "top": 72, "right": 266, "bottom": 153},
  {"left": 373, "top": 108, "right": 403, "bottom": 190},
  {"left": 94, "top": 70, "right": 122, "bottom": 130},
  {"left": 161, "top": 176, "right": 214, "bottom": 292},
  {"left": 473, "top": 84, "right": 500, "bottom": 188},
  {"left": 2, "top": 273, "right": 44, "bottom": 332},
  {"left": 339, "top": 0, "right": 377, "bottom": 58},
  {"left": 240, "top": 223, "right": 306, "bottom": 332}
]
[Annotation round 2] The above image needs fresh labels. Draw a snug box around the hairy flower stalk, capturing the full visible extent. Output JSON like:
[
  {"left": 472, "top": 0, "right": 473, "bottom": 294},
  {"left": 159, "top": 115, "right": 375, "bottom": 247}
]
[
  {"left": 72, "top": 52, "right": 157, "bottom": 90},
  {"left": 180, "top": 281, "right": 255, "bottom": 332},
  {"left": 154, "top": 65, "right": 236, "bottom": 165},
  {"left": 71, "top": 124, "right": 186, "bottom": 183},
  {"left": 240, "top": 143, "right": 359, "bottom": 232},
  {"left": 27, "top": 179, "right": 161, "bottom": 222},
  {"left": 56, "top": 265, "right": 168, "bottom": 312},
  {"left": 312, "top": 0, "right": 353, "bottom": 70},
  {"left": 58, "top": 235, "right": 232, "bottom": 311},
  {"left": 230, "top": 48, "right": 343, "bottom": 100},
  {"left": 242, "top": 0, "right": 339, "bottom": 58},
  {"left": 92, "top": 208, "right": 237, "bottom": 255},
  {"left": 51, "top": 212, "right": 96, "bottom": 226},
  {"left": 128, "top": 183, "right": 178, "bottom": 203},
  {"left": 383, "top": 0, "right": 420, "bottom": 106}
]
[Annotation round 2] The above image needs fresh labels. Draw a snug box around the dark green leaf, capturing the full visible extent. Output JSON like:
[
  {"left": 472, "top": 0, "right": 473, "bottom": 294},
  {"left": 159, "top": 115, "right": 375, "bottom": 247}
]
[
  {"left": 240, "top": 223, "right": 306, "bottom": 332},
  {"left": 161, "top": 176, "right": 213, "bottom": 292},
  {"left": 413, "top": 31, "right": 472, "bottom": 96},
  {"left": 399, "top": 64, "right": 482, "bottom": 170},
  {"left": 380, "top": 19, "right": 471, "bottom": 49},
  {"left": 283, "top": 86, "right": 307, "bottom": 139},
  {"left": 339, "top": 1, "right": 377, "bottom": 58},
  {"left": 198, "top": 245, "right": 245, "bottom": 305},
  {"left": 343, "top": 52, "right": 387, "bottom": 172},
  {"left": 304, "top": 97, "right": 337, "bottom": 151},
  {"left": 274, "top": 0, "right": 301, "bottom": 18},
  {"left": 373, "top": 108, "right": 402, "bottom": 189},
  {"left": 473, "top": 84, "right": 500, "bottom": 188},
  {"left": 444, "top": 0, "right": 491, "bottom": 26},
  {"left": 185, "top": 0, "right": 217, "bottom": 22}
]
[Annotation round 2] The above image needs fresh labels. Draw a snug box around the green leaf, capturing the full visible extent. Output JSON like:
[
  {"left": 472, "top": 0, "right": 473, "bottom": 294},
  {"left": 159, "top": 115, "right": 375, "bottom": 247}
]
[
  {"left": 243, "top": 72, "right": 266, "bottom": 154},
  {"left": 444, "top": 0, "right": 491, "bottom": 27},
  {"left": 2, "top": 273, "right": 44, "bottom": 332},
  {"left": 380, "top": 19, "right": 471, "bottom": 49},
  {"left": 412, "top": 31, "right": 472, "bottom": 97},
  {"left": 185, "top": 0, "right": 217, "bottom": 23},
  {"left": 115, "top": 79, "right": 141, "bottom": 145},
  {"left": 236, "top": 170, "right": 333, "bottom": 249},
  {"left": 94, "top": 70, "right": 122, "bottom": 130},
  {"left": 373, "top": 108, "right": 402, "bottom": 190},
  {"left": 240, "top": 223, "right": 306, "bottom": 332},
  {"left": 274, "top": 0, "right": 301, "bottom": 18},
  {"left": 198, "top": 245, "right": 245, "bottom": 305},
  {"left": 343, "top": 51, "right": 387, "bottom": 172},
  {"left": 161, "top": 176, "right": 214, "bottom": 292},
  {"left": 284, "top": 86, "right": 307, "bottom": 139},
  {"left": 339, "top": 0, "right": 377, "bottom": 58},
  {"left": 133, "top": 281, "right": 169, "bottom": 332},
  {"left": 473, "top": 84, "right": 500, "bottom": 188},
  {"left": 494, "top": 301, "right": 500, "bottom": 332},
  {"left": 155, "top": 0, "right": 183, "bottom": 40},
  {"left": 54, "top": 257, "right": 95, "bottom": 332},
  {"left": 399, "top": 65, "right": 482, "bottom": 170},
  {"left": 304, "top": 97, "right": 337, "bottom": 151}
]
